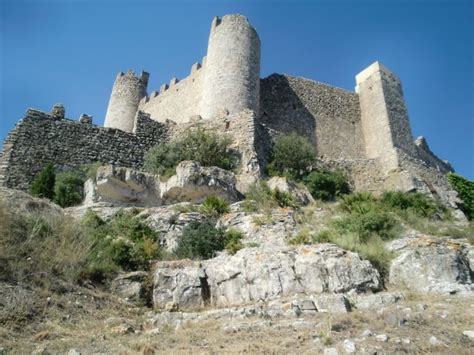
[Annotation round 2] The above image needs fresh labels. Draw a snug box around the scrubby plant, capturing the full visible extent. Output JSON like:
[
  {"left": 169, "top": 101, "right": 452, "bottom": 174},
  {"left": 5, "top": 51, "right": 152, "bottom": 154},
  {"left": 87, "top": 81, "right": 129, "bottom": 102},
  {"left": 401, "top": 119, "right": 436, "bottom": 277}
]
[
  {"left": 339, "top": 192, "right": 377, "bottom": 214},
  {"left": 81, "top": 209, "right": 161, "bottom": 282},
  {"left": 174, "top": 219, "right": 227, "bottom": 259},
  {"left": 380, "top": 191, "right": 443, "bottom": 218},
  {"left": 243, "top": 181, "right": 298, "bottom": 214},
  {"left": 333, "top": 210, "right": 397, "bottom": 242},
  {"left": 200, "top": 195, "right": 230, "bottom": 217},
  {"left": 303, "top": 169, "right": 350, "bottom": 201},
  {"left": 30, "top": 163, "right": 56, "bottom": 199},
  {"left": 224, "top": 228, "right": 244, "bottom": 255},
  {"left": 267, "top": 132, "right": 316, "bottom": 180},
  {"left": 144, "top": 129, "right": 234, "bottom": 177},
  {"left": 0, "top": 201, "right": 89, "bottom": 288},
  {"left": 53, "top": 171, "right": 85, "bottom": 207},
  {"left": 448, "top": 172, "right": 474, "bottom": 220}
]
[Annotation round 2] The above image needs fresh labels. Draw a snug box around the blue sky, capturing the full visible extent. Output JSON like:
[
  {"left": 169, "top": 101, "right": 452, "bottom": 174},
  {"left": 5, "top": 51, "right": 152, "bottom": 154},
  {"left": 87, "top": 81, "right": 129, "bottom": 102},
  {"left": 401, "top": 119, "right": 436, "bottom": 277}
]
[{"left": 1, "top": 0, "right": 473, "bottom": 178}]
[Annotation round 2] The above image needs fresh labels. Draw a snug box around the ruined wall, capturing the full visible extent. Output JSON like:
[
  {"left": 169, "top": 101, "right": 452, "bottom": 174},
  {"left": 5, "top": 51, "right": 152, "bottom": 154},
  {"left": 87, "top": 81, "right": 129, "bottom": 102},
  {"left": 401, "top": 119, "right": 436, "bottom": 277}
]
[
  {"left": 0, "top": 109, "right": 167, "bottom": 191},
  {"left": 139, "top": 63, "right": 205, "bottom": 124},
  {"left": 260, "top": 74, "right": 364, "bottom": 160}
]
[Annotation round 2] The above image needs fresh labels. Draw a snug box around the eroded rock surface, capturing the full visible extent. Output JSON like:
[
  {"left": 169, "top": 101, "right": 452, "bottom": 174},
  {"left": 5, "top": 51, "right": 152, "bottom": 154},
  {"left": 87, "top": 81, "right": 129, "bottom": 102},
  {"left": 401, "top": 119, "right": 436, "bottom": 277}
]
[
  {"left": 153, "top": 244, "right": 381, "bottom": 310},
  {"left": 161, "top": 161, "right": 243, "bottom": 204},
  {"left": 387, "top": 235, "right": 473, "bottom": 294}
]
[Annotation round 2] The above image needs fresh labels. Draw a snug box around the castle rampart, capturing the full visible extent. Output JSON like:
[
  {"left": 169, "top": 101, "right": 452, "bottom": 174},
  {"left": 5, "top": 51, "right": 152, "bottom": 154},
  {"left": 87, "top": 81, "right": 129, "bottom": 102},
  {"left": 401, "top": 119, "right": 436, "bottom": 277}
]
[{"left": 138, "top": 60, "right": 206, "bottom": 124}]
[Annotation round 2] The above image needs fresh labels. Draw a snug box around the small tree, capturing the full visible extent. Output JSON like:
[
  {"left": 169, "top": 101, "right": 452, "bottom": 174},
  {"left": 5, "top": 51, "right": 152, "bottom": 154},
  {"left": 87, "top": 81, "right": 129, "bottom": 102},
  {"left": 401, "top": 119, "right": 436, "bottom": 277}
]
[
  {"left": 267, "top": 132, "right": 315, "bottom": 180},
  {"left": 304, "top": 169, "right": 350, "bottom": 201},
  {"left": 30, "top": 163, "right": 56, "bottom": 199},
  {"left": 174, "top": 220, "right": 227, "bottom": 260}
]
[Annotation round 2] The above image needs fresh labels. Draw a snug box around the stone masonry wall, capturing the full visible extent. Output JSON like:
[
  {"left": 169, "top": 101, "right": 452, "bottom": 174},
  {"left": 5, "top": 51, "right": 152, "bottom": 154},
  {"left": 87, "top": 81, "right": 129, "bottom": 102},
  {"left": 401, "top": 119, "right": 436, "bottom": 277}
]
[
  {"left": 0, "top": 109, "right": 167, "bottom": 191},
  {"left": 259, "top": 74, "right": 364, "bottom": 160},
  {"left": 139, "top": 63, "right": 205, "bottom": 124}
]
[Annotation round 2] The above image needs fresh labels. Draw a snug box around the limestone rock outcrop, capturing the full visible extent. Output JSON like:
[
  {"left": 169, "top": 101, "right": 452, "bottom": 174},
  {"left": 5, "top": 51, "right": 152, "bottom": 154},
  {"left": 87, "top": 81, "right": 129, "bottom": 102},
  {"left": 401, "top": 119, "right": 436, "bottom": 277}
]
[
  {"left": 153, "top": 244, "right": 381, "bottom": 310},
  {"left": 387, "top": 235, "right": 473, "bottom": 294},
  {"left": 83, "top": 161, "right": 242, "bottom": 207},
  {"left": 161, "top": 161, "right": 243, "bottom": 204},
  {"left": 84, "top": 165, "right": 161, "bottom": 206},
  {"left": 111, "top": 271, "right": 149, "bottom": 305}
]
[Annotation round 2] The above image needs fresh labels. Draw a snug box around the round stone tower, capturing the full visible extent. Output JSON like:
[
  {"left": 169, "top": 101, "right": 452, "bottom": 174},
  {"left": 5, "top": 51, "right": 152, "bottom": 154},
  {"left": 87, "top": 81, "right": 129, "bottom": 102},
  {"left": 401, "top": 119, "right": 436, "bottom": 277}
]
[
  {"left": 104, "top": 70, "right": 149, "bottom": 132},
  {"left": 200, "top": 14, "right": 261, "bottom": 119}
]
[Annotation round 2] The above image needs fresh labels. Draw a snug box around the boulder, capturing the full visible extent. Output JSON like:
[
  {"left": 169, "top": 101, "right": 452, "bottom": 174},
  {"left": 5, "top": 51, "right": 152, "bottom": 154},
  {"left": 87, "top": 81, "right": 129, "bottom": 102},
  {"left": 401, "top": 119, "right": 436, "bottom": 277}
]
[
  {"left": 111, "top": 271, "right": 149, "bottom": 305},
  {"left": 161, "top": 161, "right": 243, "bottom": 204},
  {"left": 153, "top": 244, "right": 381, "bottom": 310},
  {"left": 266, "top": 176, "right": 315, "bottom": 206},
  {"left": 85, "top": 165, "right": 161, "bottom": 207},
  {"left": 387, "top": 235, "right": 473, "bottom": 294}
]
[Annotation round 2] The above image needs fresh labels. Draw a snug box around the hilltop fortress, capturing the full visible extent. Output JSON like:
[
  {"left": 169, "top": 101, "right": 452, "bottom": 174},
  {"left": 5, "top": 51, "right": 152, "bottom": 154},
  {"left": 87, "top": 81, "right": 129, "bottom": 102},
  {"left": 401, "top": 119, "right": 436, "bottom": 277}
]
[{"left": 0, "top": 14, "right": 458, "bottom": 206}]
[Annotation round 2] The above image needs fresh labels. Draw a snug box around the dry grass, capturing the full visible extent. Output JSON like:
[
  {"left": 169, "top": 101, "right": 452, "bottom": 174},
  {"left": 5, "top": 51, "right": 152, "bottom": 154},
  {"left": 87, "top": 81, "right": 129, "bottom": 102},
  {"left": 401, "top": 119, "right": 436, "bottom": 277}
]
[{"left": 2, "top": 285, "right": 472, "bottom": 354}]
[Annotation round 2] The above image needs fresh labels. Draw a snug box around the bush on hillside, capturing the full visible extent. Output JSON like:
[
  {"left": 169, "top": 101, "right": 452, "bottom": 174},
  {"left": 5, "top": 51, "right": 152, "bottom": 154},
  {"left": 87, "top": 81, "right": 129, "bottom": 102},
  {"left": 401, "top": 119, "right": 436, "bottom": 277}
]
[
  {"left": 448, "top": 172, "right": 474, "bottom": 220},
  {"left": 81, "top": 210, "right": 161, "bottom": 282},
  {"left": 380, "top": 191, "right": 443, "bottom": 218},
  {"left": 30, "top": 163, "right": 56, "bottom": 199},
  {"left": 267, "top": 132, "right": 315, "bottom": 180},
  {"left": 144, "top": 129, "right": 234, "bottom": 177},
  {"left": 303, "top": 169, "right": 350, "bottom": 201},
  {"left": 54, "top": 171, "right": 85, "bottom": 207},
  {"left": 174, "top": 219, "right": 227, "bottom": 260},
  {"left": 333, "top": 210, "right": 397, "bottom": 242}
]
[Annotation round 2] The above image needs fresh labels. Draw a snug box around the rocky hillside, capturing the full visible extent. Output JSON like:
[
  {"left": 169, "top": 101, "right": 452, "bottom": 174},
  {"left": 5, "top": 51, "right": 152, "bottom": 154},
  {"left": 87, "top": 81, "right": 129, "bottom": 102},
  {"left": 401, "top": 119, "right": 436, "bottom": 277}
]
[{"left": 0, "top": 161, "right": 473, "bottom": 354}]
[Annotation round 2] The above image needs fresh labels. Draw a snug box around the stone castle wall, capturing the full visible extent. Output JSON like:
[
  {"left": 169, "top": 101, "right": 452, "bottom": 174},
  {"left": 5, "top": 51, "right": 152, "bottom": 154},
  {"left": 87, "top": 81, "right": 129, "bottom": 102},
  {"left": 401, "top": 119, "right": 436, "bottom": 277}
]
[
  {"left": 0, "top": 109, "right": 167, "bottom": 191},
  {"left": 139, "top": 63, "right": 205, "bottom": 124},
  {"left": 260, "top": 74, "right": 364, "bottom": 160}
]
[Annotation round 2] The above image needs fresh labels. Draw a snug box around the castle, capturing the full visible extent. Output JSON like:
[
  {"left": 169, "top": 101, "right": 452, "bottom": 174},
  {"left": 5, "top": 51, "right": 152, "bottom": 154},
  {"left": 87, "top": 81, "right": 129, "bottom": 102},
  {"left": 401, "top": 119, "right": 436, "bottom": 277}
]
[{"left": 0, "top": 14, "right": 458, "bottom": 207}]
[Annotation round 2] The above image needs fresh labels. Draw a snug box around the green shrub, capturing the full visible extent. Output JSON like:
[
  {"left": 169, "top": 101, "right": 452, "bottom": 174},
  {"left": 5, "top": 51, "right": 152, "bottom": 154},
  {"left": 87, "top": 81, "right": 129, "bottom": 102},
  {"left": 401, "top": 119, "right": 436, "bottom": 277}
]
[
  {"left": 339, "top": 192, "right": 377, "bottom": 214},
  {"left": 224, "top": 229, "right": 244, "bottom": 255},
  {"left": 81, "top": 210, "right": 161, "bottom": 281},
  {"left": 381, "top": 191, "right": 442, "bottom": 218},
  {"left": 30, "top": 163, "right": 56, "bottom": 199},
  {"left": 53, "top": 171, "right": 85, "bottom": 207},
  {"left": 144, "top": 129, "right": 234, "bottom": 177},
  {"left": 200, "top": 195, "right": 230, "bottom": 217},
  {"left": 303, "top": 169, "right": 350, "bottom": 201},
  {"left": 267, "top": 132, "right": 315, "bottom": 180},
  {"left": 448, "top": 172, "right": 474, "bottom": 220},
  {"left": 174, "top": 219, "right": 227, "bottom": 259},
  {"left": 333, "top": 210, "right": 396, "bottom": 242},
  {"left": 143, "top": 140, "right": 184, "bottom": 177}
]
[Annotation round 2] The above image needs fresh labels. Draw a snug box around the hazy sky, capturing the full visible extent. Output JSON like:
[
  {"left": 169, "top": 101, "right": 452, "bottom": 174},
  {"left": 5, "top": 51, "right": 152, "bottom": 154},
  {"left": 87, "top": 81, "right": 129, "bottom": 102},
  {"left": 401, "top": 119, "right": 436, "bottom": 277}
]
[{"left": 1, "top": 0, "right": 473, "bottom": 178}]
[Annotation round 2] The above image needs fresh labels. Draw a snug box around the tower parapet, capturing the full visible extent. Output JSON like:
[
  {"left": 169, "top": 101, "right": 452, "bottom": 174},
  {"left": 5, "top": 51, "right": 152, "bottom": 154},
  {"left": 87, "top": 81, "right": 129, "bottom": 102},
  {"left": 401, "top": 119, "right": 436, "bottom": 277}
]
[
  {"left": 104, "top": 69, "right": 149, "bottom": 132},
  {"left": 200, "top": 14, "right": 261, "bottom": 119}
]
